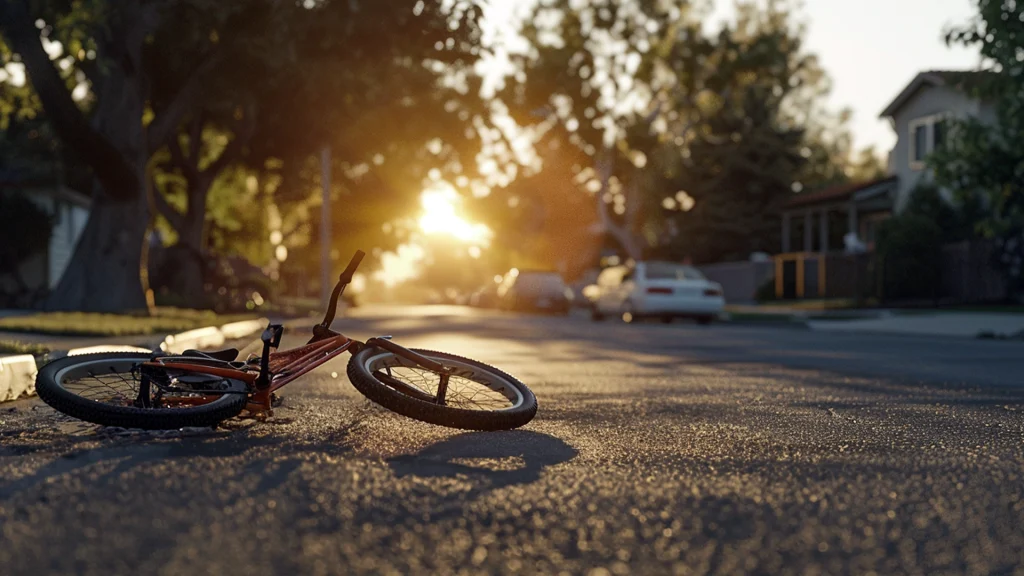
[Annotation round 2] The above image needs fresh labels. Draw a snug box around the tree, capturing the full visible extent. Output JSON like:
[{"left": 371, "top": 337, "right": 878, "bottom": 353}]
[
  {"left": 928, "top": 0, "right": 1024, "bottom": 295},
  {"left": 0, "top": 0, "right": 243, "bottom": 311},
  {"left": 154, "top": 0, "right": 493, "bottom": 302},
  {"left": 504, "top": 0, "right": 850, "bottom": 264},
  {"left": 656, "top": 2, "right": 822, "bottom": 263},
  {"left": 499, "top": 0, "right": 681, "bottom": 260}
]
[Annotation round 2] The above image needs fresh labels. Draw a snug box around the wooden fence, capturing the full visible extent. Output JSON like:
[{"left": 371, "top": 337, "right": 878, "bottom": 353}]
[{"left": 772, "top": 240, "right": 1009, "bottom": 304}]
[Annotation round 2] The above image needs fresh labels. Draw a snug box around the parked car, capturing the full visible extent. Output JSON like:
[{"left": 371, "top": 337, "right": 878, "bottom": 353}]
[
  {"left": 584, "top": 261, "right": 725, "bottom": 324},
  {"left": 469, "top": 283, "right": 499, "bottom": 308},
  {"left": 497, "top": 269, "right": 574, "bottom": 315}
]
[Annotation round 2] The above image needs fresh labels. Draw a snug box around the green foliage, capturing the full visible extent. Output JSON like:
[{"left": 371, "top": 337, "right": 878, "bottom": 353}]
[
  {"left": 0, "top": 339, "right": 51, "bottom": 357},
  {"left": 660, "top": 3, "right": 823, "bottom": 263},
  {"left": 902, "top": 183, "right": 983, "bottom": 244},
  {"left": 506, "top": 0, "right": 862, "bottom": 265},
  {"left": 755, "top": 277, "right": 777, "bottom": 303},
  {"left": 875, "top": 214, "right": 944, "bottom": 301},
  {"left": 0, "top": 191, "right": 54, "bottom": 272},
  {"left": 928, "top": 0, "right": 1024, "bottom": 293}
]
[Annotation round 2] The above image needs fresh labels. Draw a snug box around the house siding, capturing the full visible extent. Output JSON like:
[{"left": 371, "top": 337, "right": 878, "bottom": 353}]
[
  {"left": 49, "top": 201, "right": 89, "bottom": 289},
  {"left": 13, "top": 187, "right": 90, "bottom": 290},
  {"left": 889, "top": 84, "right": 992, "bottom": 212}
]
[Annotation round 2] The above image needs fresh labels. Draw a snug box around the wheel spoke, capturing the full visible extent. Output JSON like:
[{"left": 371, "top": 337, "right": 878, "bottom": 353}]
[
  {"left": 373, "top": 360, "right": 517, "bottom": 412},
  {"left": 58, "top": 361, "right": 230, "bottom": 410}
]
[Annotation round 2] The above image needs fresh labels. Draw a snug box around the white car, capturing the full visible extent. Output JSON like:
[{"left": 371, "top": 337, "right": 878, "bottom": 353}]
[{"left": 583, "top": 261, "right": 725, "bottom": 324}]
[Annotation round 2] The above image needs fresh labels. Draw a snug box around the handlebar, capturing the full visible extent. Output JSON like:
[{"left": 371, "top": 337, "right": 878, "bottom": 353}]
[{"left": 313, "top": 250, "right": 365, "bottom": 338}]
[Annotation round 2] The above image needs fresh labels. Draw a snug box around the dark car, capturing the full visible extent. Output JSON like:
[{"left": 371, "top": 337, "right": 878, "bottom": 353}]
[
  {"left": 496, "top": 269, "right": 573, "bottom": 315},
  {"left": 469, "top": 283, "right": 499, "bottom": 308}
]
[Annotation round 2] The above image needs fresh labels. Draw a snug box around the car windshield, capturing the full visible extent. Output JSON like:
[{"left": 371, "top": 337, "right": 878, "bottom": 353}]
[{"left": 644, "top": 262, "right": 706, "bottom": 281}]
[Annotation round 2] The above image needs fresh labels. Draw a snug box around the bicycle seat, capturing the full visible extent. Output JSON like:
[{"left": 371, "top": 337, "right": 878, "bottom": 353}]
[{"left": 181, "top": 348, "right": 239, "bottom": 362}]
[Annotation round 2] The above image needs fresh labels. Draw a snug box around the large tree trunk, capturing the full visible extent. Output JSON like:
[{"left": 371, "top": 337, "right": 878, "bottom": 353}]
[
  {"left": 46, "top": 192, "right": 149, "bottom": 311},
  {"left": 164, "top": 181, "right": 211, "bottom": 306},
  {"left": 43, "top": 3, "right": 151, "bottom": 312}
]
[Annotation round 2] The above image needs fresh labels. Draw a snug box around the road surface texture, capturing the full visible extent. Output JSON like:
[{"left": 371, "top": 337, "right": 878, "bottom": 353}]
[{"left": 2, "top": 305, "right": 1024, "bottom": 575}]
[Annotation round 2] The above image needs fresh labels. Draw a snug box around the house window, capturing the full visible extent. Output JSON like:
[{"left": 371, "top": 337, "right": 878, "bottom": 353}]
[
  {"left": 913, "top": 124, "right": 928, "bottom": 163},
  {"left": 933, "top": 118, "right": 946, "bottom": 149},
  {"left": 908, "top": 114, "right": 951, "bottom": 170}
]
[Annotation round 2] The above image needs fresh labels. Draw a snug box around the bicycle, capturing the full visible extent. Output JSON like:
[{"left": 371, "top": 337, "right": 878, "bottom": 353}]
[{"left": 35, "top": 251, "right": 538, "bottom": 431}]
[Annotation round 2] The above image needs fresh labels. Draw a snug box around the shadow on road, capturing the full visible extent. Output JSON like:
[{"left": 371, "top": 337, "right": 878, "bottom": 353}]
[
  {"left": 0, "top": 420, "right": 361, "bottom": 501},
  {"left": 387, "top": 430, "right": 577, "bottom": 489}
]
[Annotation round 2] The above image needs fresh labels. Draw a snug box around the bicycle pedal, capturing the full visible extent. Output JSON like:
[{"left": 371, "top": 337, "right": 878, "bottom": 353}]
[{"left": 270, "top": 393, "right": 283, "bottom": 408}]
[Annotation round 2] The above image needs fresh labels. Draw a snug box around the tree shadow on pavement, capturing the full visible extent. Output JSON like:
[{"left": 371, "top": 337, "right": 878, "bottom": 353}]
[
  {"left": 386, "top": 429, "right": 578, "bottom": 489},
  {"left": 0, "top": 420, "right": 361, "bottom": 502}
]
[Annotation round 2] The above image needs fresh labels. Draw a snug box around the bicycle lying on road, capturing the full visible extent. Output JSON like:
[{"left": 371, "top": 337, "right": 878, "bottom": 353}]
[{"left": 36, "top": 251, "right": 538, "bottom": 431}]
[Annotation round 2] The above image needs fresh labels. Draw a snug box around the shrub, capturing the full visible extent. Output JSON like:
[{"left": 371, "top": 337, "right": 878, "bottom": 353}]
[
  {"left": 903, "top": 183, "right": 981, "bottom": 243},
  {"left": 0, "top": 192, "right": 54, "bottom": 273},
  {"left": 755, "top": 277, "right": 777, "bottom": 302},
  {"left": 875, "top": 213, "right": 943, "bottom": 301},
  {"left": 0, "top": 192, "right": 54, "bottom": 306}
]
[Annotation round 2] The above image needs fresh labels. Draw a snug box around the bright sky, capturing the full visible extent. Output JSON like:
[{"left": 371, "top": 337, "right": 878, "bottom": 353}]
[{"left": 708, "top": 0, "right": 983, "bottom": 152}]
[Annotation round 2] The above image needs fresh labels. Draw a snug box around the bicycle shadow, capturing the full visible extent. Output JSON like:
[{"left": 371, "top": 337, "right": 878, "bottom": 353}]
[{"left": 386, "top": 430, "right": 577, "bottom": 489}]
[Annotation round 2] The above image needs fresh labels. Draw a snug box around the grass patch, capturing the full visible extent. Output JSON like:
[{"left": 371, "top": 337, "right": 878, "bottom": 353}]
[
  {"left": 0, "top": 339, "right": 51, "bottom": 356},
  {"left": 0, "top": 307, "right": 256, "bottom": 337}
]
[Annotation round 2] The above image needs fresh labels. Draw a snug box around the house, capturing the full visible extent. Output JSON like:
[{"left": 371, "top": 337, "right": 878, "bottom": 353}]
[
  {"left": 0, "top": 183, "right": 91, "bottom": 304},
  {"left": 780, "top": 70, "right": 993, "bottom": 254}
]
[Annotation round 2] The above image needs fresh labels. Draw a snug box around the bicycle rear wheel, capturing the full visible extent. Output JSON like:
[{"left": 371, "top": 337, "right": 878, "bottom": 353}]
[
  {"left": 36, "top": 352, "right": 249, "bottom": 430},
  {"left": 347, "top": 347, "right": 537, "bottom": 431}
]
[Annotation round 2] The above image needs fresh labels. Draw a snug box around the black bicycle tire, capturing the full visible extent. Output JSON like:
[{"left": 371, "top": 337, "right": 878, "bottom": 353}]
[
  {"left": 36, "top": 352, "right": 248, "bottom": 430},
  {"left": 347, "top": 347, "right": 537, "bottom": 431}
]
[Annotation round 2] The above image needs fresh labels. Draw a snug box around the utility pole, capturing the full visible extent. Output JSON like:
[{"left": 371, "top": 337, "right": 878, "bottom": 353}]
[{"left": 321, "top": 145, "right": 332, "bottom": 310}]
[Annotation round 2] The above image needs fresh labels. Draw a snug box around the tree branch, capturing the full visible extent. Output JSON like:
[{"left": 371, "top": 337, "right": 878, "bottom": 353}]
[
  {"left": 0, "top": 2, "right": 138, "bottom": 201},
  {"left": 168, "top": 131, "right": 199, "bottom": 182},
  {"left": 146, "top": 54, "right": 221, "bottom": 155},
  {"left": 203, "top": 104, "right": 257, "bottom": 178},
  {"left": 187, "top": 112, "right": 204, "bottom": 162},
  {"left": 148, "top": 171, "right": 184, "bottom": 231}
]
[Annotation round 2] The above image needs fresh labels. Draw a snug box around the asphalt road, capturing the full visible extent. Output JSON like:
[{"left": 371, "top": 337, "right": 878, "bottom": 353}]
[{"left": 2, "top": 305, "right": 1024, "bottom": 575}]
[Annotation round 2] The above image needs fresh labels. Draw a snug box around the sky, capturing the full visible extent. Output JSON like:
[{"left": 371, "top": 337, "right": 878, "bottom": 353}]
[{"left": 708, "top": 0, "right": 983, "bottom": 153}]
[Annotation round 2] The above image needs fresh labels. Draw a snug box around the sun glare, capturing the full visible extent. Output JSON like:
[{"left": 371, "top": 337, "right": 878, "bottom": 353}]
[
  {"left": 419, "top": 185, "right": 492, "bottom": 246},
  {"left": 373, "top": 243, "right": 426, "bottom": 288}
]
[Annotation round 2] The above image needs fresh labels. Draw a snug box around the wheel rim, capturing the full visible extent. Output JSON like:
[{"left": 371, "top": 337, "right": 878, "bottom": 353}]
[
  {"left": 54, "top": 358, "right": 236, "bottom": 409},
  {"left": 363, "top": 352, "right": 525, "bottom": 412}
]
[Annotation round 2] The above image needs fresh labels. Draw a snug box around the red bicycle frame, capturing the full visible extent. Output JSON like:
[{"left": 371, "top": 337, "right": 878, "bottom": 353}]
[{"left": 136, "top": 250, "right": 455, "bottom": 415}]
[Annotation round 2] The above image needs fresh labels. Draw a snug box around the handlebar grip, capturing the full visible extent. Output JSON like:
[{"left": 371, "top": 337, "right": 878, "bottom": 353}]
[{"left": 339, "top": 250, "right": 365, "bottom": 282}]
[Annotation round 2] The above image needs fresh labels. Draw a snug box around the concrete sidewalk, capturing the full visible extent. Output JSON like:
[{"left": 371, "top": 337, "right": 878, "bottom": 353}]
[
  {"left": 807, "top": 312, "right": 1024, "bottom": 339},
  {"left": 0, "top": 318, "right": 268, "bottom": 402}
]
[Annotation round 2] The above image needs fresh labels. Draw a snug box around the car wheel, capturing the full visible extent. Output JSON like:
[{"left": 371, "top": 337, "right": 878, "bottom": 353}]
[
  {"left": 590, "top": 305, "right": 605, "bottom": 322},
  {"left": 661, "top": 315, "right": 673, "bottom": 324},
  {"left": 696, "top": 315, "right": 714, "bottom": 326}
]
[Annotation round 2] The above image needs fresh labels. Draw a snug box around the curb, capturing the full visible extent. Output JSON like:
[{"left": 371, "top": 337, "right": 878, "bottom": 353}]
[
  {"left": 0, "top": 317, "right": 268, "bottom": 403},
  {"left": 0, "top": 354, "right": 37, "bottom": 402}
]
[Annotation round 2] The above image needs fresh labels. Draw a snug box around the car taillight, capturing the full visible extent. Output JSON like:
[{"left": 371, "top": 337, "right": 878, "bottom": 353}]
[
  {"left": 703, "top": 288, "right": 722, "bottom": 297},
  {"left": 647, "top": 287, "right": 673, "bottom": 295}
]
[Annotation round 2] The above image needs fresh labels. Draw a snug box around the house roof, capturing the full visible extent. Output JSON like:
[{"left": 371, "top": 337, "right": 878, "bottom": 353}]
[
  {"left": 784, "top": 176, "right": 897, "bottom": 210},
  {"left": 880, "top": 70, "right": 995, "bottom": 118}
]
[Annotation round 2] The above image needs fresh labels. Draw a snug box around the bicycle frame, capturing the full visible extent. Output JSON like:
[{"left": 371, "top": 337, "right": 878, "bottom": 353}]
[{"left": 138, "top": 250, "right": 453, "bottom": 416}]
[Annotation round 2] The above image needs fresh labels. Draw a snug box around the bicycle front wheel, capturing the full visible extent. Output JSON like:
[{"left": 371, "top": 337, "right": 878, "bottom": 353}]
[
  {"left": 36, "top": 352, "right": 249, "bottom": 430},
  {"left": 347, "top": 347, "right": 537, "bottom": 430}
]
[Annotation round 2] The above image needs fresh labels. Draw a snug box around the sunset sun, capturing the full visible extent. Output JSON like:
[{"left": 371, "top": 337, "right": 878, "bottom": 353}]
[{"left": 418, "top": 185, "right": 492, "bottom": 246}]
